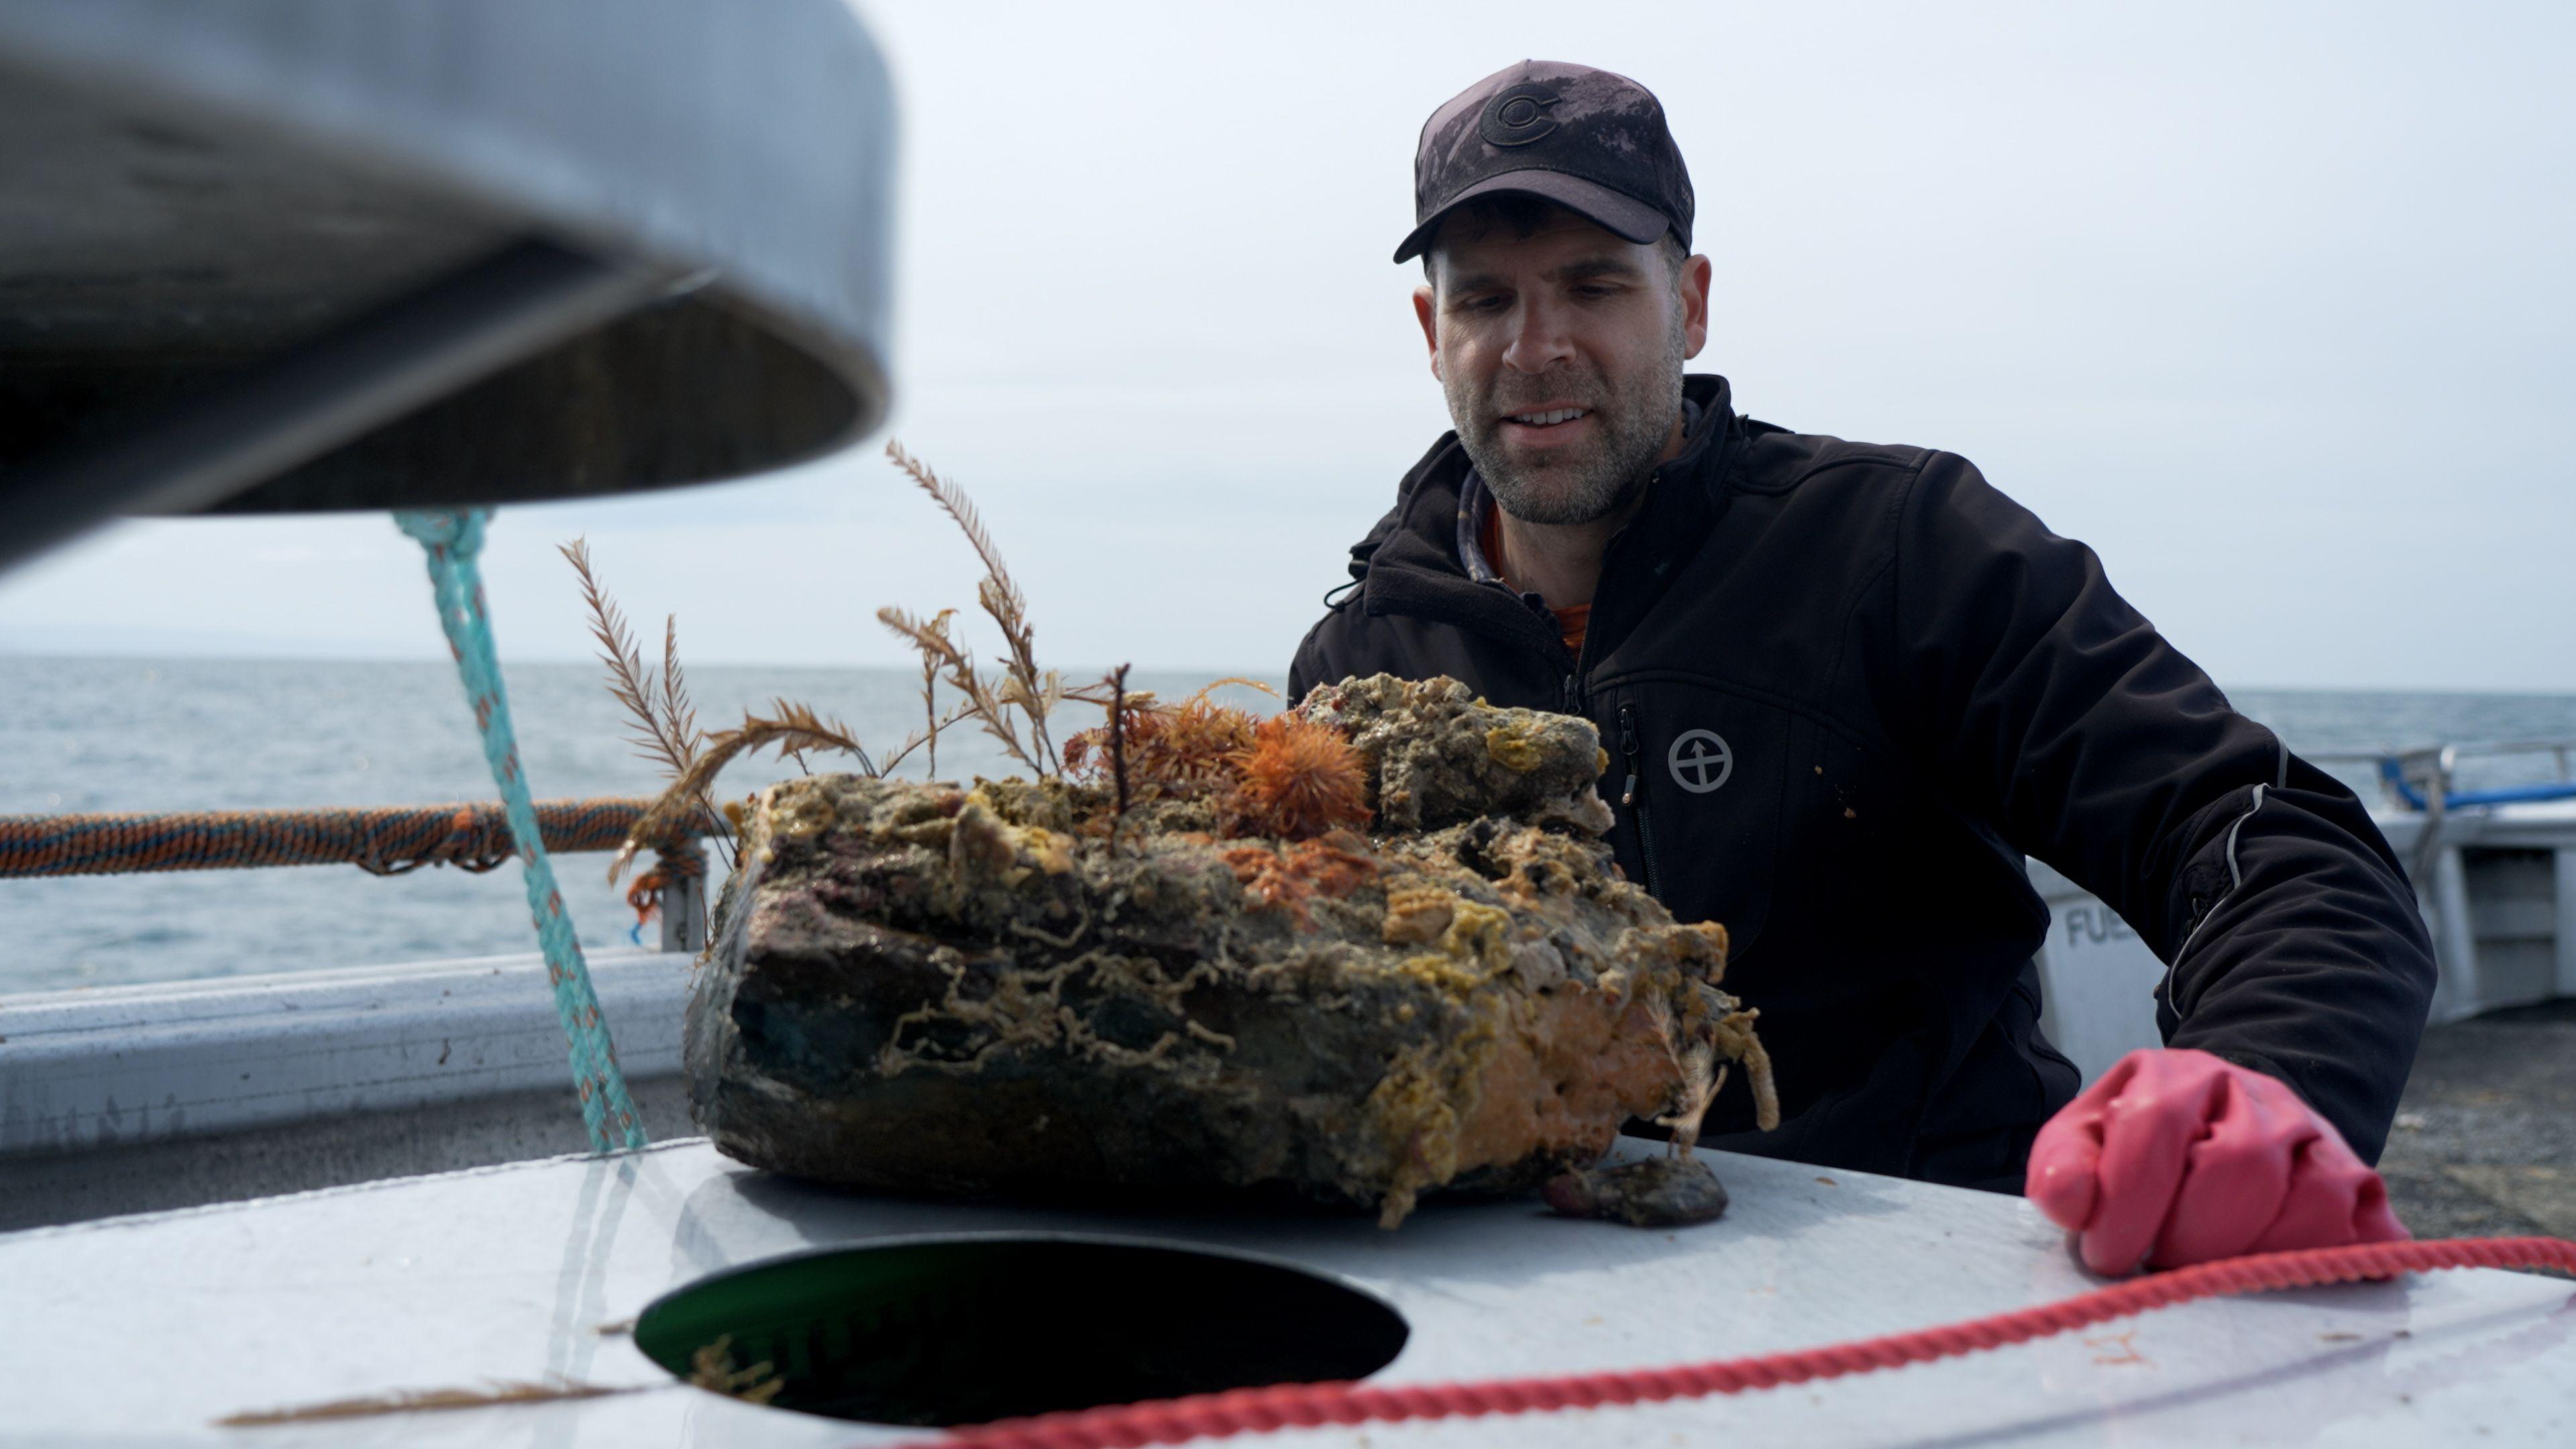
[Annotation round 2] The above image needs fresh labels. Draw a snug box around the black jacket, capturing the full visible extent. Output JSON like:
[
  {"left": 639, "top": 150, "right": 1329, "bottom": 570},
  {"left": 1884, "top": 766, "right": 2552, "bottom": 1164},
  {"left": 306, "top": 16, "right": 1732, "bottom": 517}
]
[{"left": 1290, "top": 374, "right": 2434, "bottom": 1191}]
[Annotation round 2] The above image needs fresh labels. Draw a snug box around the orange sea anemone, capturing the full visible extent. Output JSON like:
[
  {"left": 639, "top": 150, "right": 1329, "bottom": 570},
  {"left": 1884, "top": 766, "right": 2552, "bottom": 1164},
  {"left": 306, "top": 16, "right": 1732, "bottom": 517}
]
[
  {"left": 1228, "top": 714, "right": 1371, "bottom": 841},
  {"left": 1067, "top": 697, "right": 1257, "bottom": 802}
]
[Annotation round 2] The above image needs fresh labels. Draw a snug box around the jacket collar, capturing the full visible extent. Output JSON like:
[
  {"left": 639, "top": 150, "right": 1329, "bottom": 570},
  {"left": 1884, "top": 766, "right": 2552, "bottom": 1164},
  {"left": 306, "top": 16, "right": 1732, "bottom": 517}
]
[{"left": 1350, "top": 374, "right": 1741, "bottom": 654}]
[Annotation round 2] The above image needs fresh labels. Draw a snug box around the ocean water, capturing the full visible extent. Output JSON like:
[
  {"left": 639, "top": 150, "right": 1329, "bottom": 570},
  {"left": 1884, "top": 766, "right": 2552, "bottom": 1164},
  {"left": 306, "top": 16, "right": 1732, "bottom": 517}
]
[
  {"left": 0, "top": 657, "right": 1281, "bottom": 994},
  {"left": 2, "top": 655, "right": 2571, "bottom": 993}
]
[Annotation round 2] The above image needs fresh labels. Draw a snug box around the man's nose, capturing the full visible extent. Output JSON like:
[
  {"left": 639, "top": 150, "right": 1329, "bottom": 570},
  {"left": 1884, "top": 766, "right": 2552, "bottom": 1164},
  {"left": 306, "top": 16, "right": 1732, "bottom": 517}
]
[{"left": 1500, "top": 297, "right": 1576, "bottom": 374}]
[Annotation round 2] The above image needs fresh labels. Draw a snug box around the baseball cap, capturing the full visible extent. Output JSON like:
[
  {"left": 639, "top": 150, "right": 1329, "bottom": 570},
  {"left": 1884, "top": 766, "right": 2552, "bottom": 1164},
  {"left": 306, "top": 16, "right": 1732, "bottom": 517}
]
[{"left": 1394, "top": 60, "right": 1695, "bottom": 266}]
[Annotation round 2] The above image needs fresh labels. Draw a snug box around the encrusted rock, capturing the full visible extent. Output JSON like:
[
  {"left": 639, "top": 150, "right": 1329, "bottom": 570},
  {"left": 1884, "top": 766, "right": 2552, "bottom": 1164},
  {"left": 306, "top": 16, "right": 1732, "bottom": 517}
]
[
  {"left": 686, "top": 674, "right": 1774, "bottom": 1226},
  {"left": 1544, "top": 1154, "right": 1731, "bottom": 1228},
  {"left": 1299, "top": 674, "right": 1615, "bottom": 835}
]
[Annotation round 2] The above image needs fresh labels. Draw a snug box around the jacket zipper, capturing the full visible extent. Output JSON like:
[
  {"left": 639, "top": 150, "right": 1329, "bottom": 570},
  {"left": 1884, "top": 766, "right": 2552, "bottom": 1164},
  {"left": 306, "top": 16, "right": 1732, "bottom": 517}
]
[{"left": 1617, "top": 701, "right": 1665, "bottom": 898}]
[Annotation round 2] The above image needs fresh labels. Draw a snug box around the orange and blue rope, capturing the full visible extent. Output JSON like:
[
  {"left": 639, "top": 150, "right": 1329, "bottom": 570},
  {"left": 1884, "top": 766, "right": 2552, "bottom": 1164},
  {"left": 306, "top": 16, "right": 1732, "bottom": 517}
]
[{"left": 0, "top": 799, "right": 657, "bottom": 877}]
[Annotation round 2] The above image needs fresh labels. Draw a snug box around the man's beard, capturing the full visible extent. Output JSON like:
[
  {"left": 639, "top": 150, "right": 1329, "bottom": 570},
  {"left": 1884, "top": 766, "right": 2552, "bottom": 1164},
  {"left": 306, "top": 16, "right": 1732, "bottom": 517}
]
[{"left": 1447, "top": 327, "right": 1686, "bottom": 527}]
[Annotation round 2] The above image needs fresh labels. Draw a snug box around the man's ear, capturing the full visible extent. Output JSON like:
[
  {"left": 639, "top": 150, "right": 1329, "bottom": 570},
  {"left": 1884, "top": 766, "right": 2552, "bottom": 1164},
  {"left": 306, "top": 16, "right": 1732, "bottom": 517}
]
[
  {"left": 1411, "top": 284, "right": 1442, "bottom": 382},
  {"left": 1678, "top": 254, "right": 1713, "bottom": 361}
]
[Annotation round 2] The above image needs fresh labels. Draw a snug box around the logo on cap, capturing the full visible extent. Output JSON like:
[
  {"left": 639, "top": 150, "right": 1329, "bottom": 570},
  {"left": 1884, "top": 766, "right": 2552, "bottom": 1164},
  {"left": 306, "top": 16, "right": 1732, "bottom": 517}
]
[{"left": 1479, "top": 83, "right": 1560, "bottom": 148}]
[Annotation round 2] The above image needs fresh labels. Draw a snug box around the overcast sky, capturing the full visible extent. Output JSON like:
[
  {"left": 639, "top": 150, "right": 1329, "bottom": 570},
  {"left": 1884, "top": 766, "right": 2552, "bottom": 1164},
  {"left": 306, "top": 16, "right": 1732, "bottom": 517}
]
[{"left": 3, "top": 1, "right": 2569, "bottom": 691}]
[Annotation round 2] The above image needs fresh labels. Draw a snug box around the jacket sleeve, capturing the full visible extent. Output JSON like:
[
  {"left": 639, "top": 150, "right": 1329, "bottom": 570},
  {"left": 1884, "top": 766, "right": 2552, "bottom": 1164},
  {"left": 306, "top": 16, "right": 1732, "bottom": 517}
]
[
  {"left": 1289, "top": 603, "right": 1361, "bottom": 702},
  {"left": 1287, "top": 632, "right": 1324, "bottom": 702},
  {"left": 1887, "top": 452, "right": 2434, "bottom": 1163}
]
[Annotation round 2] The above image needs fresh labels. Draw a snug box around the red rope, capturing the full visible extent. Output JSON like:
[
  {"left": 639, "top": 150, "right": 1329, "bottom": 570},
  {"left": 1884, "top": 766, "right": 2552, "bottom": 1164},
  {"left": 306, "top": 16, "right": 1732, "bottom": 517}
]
[{"left": 905, "top": 1236, "right": 2576, "bottom": 1449}]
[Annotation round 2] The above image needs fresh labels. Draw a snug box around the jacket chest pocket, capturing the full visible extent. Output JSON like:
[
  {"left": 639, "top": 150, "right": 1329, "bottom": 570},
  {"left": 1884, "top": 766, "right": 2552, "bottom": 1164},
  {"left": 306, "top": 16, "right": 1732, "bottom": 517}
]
[{"left": 1602, "top": 682, "right": 1790, "bottom": 959}]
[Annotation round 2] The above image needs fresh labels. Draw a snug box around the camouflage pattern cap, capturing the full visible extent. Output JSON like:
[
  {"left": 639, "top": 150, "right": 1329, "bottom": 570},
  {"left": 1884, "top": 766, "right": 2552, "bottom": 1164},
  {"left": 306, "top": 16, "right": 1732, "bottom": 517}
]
[{"left": 1395, "top": 60, "right": 1693, "bottom": 265}]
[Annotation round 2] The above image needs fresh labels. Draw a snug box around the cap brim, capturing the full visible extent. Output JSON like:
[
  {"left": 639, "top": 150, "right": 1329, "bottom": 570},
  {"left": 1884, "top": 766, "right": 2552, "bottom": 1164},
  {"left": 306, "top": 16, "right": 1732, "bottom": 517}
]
[{"left": 1392, "top": 170, "right": 1670, "bottom": 264}]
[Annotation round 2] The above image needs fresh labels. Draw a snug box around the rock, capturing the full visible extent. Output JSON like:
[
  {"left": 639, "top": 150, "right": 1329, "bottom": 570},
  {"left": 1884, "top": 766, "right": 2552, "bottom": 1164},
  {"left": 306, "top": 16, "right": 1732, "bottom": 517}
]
[
  {"left": 1544, "top": 1154, "right": 1731, "bottom": 1228},
  {"left": 685, "top": 674, "right": 1775, "bottom": 1227},
  {"left": 1298, "top": 675, "right": 1615, "bottom": 835}
]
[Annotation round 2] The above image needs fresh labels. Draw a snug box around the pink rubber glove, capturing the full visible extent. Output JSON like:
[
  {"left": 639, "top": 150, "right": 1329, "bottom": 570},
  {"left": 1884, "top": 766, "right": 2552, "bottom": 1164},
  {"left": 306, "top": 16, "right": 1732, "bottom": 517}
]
[{"left": 2026, "top": 1047, "right": 2409, "bottom": 1275}]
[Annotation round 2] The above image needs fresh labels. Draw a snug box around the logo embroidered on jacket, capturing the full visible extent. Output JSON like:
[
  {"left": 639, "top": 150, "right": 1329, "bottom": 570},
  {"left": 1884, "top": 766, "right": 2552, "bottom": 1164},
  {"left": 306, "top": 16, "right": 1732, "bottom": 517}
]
[
  {"left": 1668, "top": 729, "right": 1733, "bottom": 794},
  {"left": 1479, "top": 84, "right": 1561, "bottom": 148}
]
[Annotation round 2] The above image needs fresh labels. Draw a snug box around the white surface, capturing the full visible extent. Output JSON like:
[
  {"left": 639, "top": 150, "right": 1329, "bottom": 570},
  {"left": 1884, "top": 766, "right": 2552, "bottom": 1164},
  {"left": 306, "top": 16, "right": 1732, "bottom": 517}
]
[
  {"left": 0, "top": 949, "right": 691, "bottom": 1154},
  {"left": 0, "top": 1138, "right": 2565, "bottom": 1446},
  {"left": 2029, "top": 859, "right": 2168, "bottom": 1083}
]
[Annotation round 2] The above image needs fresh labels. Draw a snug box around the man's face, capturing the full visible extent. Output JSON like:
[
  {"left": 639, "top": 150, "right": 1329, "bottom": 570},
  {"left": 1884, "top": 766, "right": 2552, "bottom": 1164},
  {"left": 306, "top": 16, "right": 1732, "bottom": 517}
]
[{"left": 1415, "top": 209, "right": 1710, "bottom": 525}]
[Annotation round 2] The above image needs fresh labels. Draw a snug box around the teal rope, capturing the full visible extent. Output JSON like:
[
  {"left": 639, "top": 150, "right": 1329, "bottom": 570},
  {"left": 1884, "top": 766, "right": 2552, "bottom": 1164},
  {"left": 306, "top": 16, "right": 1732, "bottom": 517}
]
[{"left": 394, "top": 508, "right": 646, "bottom": 1152}]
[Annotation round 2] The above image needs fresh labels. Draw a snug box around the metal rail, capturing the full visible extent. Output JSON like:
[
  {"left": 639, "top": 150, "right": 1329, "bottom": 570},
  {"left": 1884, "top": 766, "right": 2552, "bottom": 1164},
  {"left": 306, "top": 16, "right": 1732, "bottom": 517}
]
[
  {"left": 2302, "top": 742, "right": 2576, "bottom": 952},
  {"left": 0, "top": 797, "right": 714, "bottom": 953},
  {"left": 2306, "top": 740, "right": 2576, "bottom": 812}
]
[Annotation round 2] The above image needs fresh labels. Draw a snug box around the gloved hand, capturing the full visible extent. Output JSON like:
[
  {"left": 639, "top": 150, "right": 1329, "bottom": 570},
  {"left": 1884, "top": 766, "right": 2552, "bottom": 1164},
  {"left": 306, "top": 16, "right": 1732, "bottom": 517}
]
[{"left": 2027, "top": 1047, "right": 2408, "bottom": 1275}]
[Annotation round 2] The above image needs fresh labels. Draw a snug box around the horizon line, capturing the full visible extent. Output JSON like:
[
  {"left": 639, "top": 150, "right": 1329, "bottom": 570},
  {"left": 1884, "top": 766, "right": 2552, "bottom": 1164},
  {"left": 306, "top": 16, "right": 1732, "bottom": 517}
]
[{"left": 0, "top": 649, "right": 2569, "bottom": 701}]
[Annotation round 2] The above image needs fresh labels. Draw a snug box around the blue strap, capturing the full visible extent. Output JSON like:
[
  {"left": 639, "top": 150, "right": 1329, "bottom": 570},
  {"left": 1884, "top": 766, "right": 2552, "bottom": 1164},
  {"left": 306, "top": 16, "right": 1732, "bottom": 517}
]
[{"left": 394, "top": 508, "right": 647, "bottom": 1152}]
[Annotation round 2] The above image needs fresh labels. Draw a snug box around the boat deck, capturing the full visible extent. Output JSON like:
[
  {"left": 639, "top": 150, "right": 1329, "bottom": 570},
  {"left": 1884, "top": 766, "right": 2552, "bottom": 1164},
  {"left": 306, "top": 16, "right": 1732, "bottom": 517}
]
[
  {"left": 2, "top": 1137, "right": 2567, "bottom": 1446},
  {"left": 2383, "top": 998, "right": 2576, "bottom": 1250}
]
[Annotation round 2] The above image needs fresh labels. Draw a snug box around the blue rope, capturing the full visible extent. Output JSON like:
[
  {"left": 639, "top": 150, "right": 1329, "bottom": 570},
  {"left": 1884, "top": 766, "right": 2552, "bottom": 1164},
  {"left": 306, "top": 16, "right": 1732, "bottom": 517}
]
[
  {"left": 394, "top": 508, "right": 647, "bottom": 1152},
  {"left": 2376, "top": 755, "right": 2576, "bottom": 811}
]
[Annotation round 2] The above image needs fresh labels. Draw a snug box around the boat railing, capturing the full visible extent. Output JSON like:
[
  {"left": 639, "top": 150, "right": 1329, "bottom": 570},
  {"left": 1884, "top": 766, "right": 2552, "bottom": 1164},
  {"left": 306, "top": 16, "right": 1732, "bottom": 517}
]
[
  {"left": 2304, "top": 741, "right": 2576, "bottom": 899},
  {"left": 0, "top": 798, "right": 716, "bottom": 953},
  {"left": 2308, "top": 740, "right": 2576, "bottom": 813}
]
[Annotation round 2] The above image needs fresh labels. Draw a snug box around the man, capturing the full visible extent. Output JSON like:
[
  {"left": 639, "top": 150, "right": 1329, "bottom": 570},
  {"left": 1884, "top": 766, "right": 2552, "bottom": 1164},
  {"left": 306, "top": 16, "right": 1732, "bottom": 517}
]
[{"left": 1289, "top": 61, "right": 2434, "bottom": 1275}]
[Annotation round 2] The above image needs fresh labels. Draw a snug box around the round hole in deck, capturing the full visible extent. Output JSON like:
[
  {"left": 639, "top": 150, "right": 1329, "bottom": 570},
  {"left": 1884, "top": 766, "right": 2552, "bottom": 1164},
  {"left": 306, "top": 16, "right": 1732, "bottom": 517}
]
[{"left": 633, "top": 1235, "right": 1409, "bottom": 1426}]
